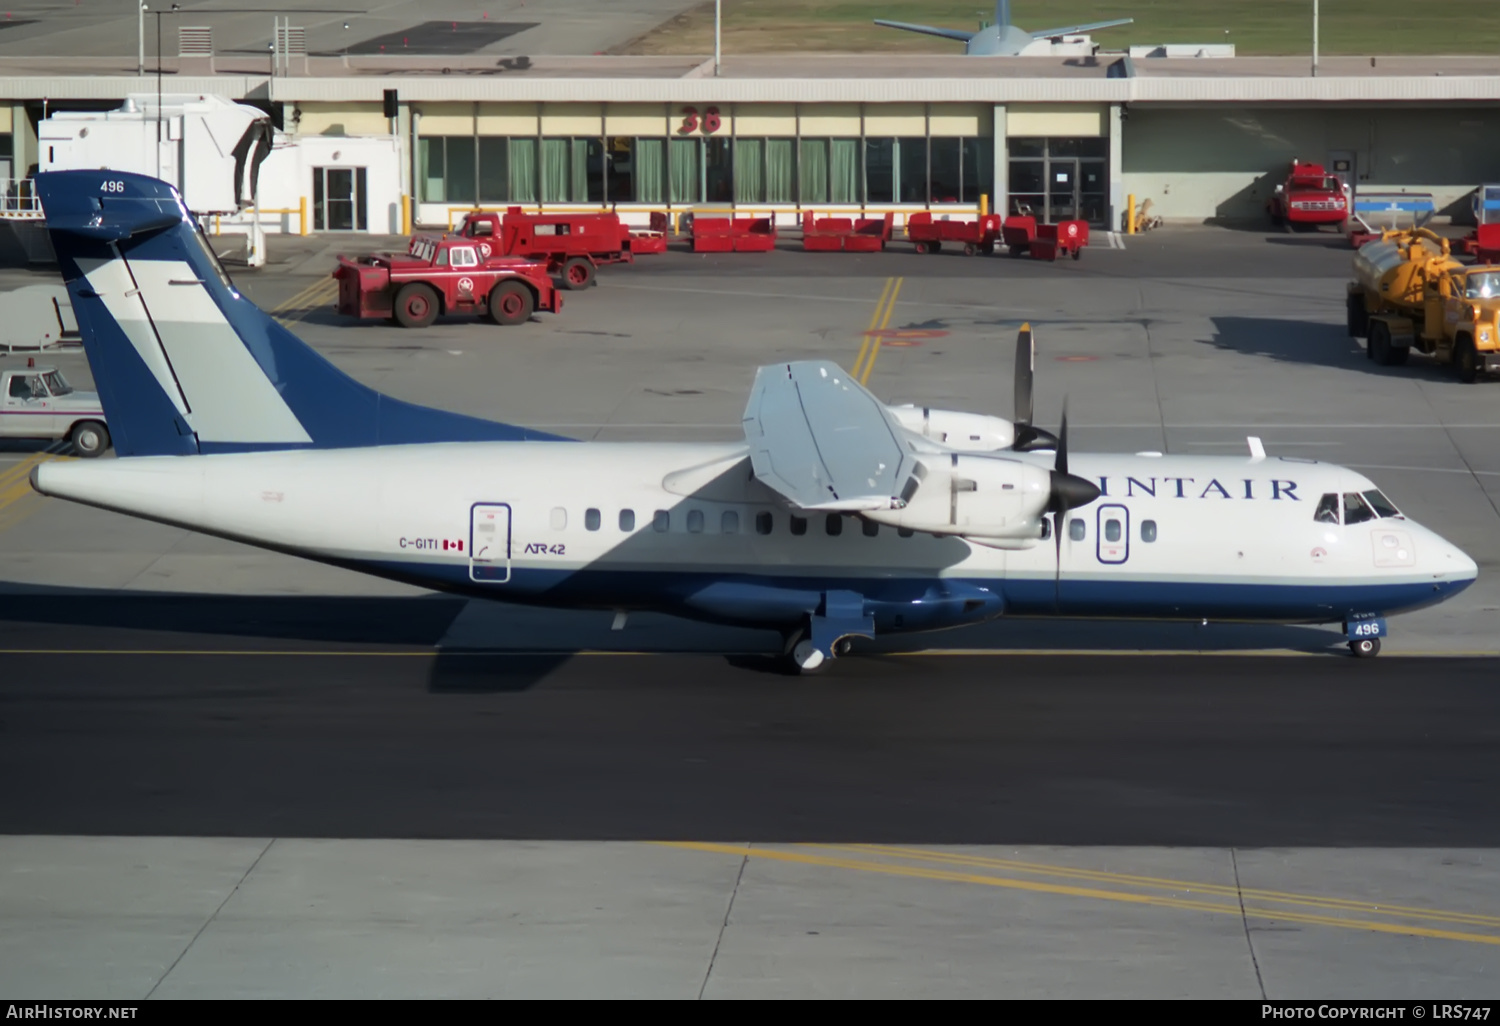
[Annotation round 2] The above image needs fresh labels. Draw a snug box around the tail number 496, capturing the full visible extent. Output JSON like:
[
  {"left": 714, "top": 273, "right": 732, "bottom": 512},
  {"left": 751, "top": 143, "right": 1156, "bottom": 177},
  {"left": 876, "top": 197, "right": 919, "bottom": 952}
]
[{"left": 101, "top": 180, "right": 126, "bottom": 193}]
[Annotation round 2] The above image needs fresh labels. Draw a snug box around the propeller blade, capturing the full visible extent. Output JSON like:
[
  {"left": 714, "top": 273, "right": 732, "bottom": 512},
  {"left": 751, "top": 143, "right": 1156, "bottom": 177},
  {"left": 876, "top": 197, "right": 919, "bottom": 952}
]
[
  {"left": 1053, "top": 508, "right": 1064, "bottom": 613},
  {"left": 1055, "top": 401, "right": 1070, "bottom": 477},
  {"left": 1014, "top": 323, "right": 1034, "bottom": 428}
]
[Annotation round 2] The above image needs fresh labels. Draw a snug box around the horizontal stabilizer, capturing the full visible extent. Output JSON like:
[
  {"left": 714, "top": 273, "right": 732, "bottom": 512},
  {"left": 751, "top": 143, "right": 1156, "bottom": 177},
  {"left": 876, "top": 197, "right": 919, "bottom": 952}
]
[
  {"left": 1030, "top": 18, "right": 1133, "bottom": 40},
  {"left": 872, "top": 19, "right": 976, "bottom": 43},
  {"left": 742, "top": 361, "right": 919, "bottom": 511}
]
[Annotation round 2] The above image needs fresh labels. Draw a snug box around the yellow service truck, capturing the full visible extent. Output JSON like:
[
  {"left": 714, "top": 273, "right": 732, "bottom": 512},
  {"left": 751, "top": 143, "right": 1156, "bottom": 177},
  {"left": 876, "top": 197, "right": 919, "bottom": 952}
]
[{"left": 1346, "top": 228, "right": 1500, "bottom": 382}]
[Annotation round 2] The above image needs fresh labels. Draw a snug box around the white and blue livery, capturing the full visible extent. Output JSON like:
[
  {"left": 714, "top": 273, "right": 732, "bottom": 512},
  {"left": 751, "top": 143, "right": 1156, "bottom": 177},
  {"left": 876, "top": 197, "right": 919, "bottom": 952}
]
[{"left": 27, "top": 171, "right": 1478, "bottom": 671}]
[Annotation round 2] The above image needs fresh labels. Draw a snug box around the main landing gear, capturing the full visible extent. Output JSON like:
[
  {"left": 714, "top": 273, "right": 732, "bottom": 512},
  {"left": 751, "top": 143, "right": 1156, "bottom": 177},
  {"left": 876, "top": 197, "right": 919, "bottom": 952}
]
[
  {"left": 1349, "top": 637, "right": 1381, "bottom": 658},
  {"left": 783, "top": 595, "right": 874, "bottom": 674}
]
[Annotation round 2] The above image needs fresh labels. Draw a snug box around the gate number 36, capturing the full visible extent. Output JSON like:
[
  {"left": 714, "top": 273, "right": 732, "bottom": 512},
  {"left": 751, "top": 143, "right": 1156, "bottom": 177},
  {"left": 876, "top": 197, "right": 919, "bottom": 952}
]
[{"left": 679, "top": 106, "right": 721, "bottom": 134}]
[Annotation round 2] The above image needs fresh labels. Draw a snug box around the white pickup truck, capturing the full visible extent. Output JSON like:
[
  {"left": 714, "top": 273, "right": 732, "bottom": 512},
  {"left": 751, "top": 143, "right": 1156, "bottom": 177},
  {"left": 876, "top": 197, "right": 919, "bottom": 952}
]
[{"left": 0, "top": 366, "right": 110, "bottom": 456}]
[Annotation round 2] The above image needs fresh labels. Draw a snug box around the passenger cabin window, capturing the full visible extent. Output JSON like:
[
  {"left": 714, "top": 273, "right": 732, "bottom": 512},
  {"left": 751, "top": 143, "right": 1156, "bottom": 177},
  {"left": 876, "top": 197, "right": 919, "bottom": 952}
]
[
  {"left": 549, "top": 507, "right": 567, "bottom": 531},
  {"left": 1104, "top": 518, "right": 1122, "bottom": 543},
  {"left": 722, "top": 511, "right": 739, "bottom": 534},
  {"left": 653, "top": 510, "right": 670, "bottom": 533},
  {"left": 755, "top": 511, "right": 773, "bottom": 535},
  {"left": 1342, "top": 492, "right": 1376, "bottom": 525},
  {"left": 790, "top": 516, "right": 808, "bottom": 536},
  {"left": 687, "top": 509, "right": 705, "bottom": 533},
  {"left": 1314, "top": 493, "right": 1339, "bottom": 524},
  {"left": 585, "top": 508, "right": 601, "bottom": 531},
  {"left": 1141, "top": 520, "right": 1157, "bottom": 543},
  {"left": 862, "top": 519, "right": 879, "bottom": 537},
  {"left": 825, "top": 514, "right": 842, "bottom": 536},
  {"left": 1068, "top": 519, "right": 1086, "bottom": 542},
  {"left": 619, "top": 509, "right": 635, "bottom": 532}
]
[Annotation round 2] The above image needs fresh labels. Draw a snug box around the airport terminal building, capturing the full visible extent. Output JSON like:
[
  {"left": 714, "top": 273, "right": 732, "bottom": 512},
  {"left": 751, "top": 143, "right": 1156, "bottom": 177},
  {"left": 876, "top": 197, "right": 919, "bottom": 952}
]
[{"left": 1, "top": 52, "right": 1498, "bottom": 234}]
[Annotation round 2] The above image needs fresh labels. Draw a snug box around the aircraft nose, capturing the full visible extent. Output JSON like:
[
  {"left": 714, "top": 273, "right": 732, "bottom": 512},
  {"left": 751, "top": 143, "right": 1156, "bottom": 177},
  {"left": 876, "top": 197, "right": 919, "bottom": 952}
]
[{"left": 1422, "top": 525, "right": 1478, "bottom": 581}]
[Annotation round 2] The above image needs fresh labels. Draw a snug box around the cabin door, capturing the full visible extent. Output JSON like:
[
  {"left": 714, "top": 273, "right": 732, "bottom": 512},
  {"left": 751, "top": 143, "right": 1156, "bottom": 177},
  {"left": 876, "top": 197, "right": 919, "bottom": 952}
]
[
  {"left": 1096, "top": 504, "right": 1129, "bottom": 565},
  {"left": 469, "top": 503, "right": 512, "bottom": 583}
]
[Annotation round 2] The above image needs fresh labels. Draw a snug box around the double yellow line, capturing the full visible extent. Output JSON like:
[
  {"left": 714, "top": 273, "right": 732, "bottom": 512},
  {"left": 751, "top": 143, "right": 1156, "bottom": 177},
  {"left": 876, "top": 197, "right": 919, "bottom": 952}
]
[
  {"left": 663, "top": 841, "right": 1500, "bottom": 948},
  {"left": 850, "top": 276, "right": 903, "bottom": 386},
  {"left": 0, "top": 449, "right": 68, "bottom": 532},
  {"left": 272, "top": 275, "right": 338, "bottom": 328}
]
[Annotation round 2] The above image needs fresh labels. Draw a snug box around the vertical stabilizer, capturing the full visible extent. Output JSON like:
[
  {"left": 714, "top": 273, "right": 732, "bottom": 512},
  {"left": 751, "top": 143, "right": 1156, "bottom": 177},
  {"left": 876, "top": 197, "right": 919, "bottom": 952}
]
[{"left": 36, "top": 170, "right": 568, "bottom": 457}]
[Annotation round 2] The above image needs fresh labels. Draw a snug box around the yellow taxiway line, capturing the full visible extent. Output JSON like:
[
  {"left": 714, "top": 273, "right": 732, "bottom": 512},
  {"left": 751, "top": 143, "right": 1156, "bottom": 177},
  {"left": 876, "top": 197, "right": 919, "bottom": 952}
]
[
  {"left": 660, "top": 841, "right": 1500, "bottom": 948},
  {"left": 850, "top": 277, "right": 902, "bottom": 386}
]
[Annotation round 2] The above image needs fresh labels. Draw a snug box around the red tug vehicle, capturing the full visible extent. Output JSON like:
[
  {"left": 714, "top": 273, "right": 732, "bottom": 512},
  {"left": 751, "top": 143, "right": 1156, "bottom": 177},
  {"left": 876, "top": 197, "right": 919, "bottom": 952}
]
[
  {"left": 456, "top": 208, "right": 668, "bottom": 290},
  {"left": 1267, "top": 160, "right": 1350, "bottom": 230},
  {"left": 333, "top": 234, "right": 562, "bottom": 329}
]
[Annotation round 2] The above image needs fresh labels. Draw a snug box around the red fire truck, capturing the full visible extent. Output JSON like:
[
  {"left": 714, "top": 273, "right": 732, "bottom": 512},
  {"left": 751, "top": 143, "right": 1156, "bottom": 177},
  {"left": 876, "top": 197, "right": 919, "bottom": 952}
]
[
  {"left": 1268, "top": 160, "right": 1350, "bottom": 229},
  {"left": 457, "top": 208, "right": 667, "bottom": 289},
  {"left": 333, "top": 234, "right": 562, "bottom": 329}
]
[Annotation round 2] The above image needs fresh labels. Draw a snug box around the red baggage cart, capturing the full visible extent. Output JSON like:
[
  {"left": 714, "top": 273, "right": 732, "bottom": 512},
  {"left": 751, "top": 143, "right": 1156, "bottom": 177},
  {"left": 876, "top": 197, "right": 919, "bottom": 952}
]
[
  {"left": 689, "top": 216, "right": 777, "bottom": 253},
  {"left": 801, "top": 212, "right": 893, "bottom": 252},
  {"left": 904, "top": 211, "right": 1002, "bottom": 255}
]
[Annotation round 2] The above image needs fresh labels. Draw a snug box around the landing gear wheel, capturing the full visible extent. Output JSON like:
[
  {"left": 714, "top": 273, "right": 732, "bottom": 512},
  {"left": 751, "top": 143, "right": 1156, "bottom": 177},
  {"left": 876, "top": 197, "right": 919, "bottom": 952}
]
[
  {"left": 560, "top": 257, "right": 595, "bottom": 290},
  {"left": 1349, "top": 637, "right": 1381, "bottom": 658},
  {"left": 393, "top": 283, "right": 439, "bottom": 328},
  {"left": 488, "top": 281, "right": 534, "bottom": 326},
  {"left": 70, "top": 420, "right": 110, "bottom": 458},
  {"left": 832, "top": 637, "right": 854, "bottom": 657},
  {"left": 1456, "top": 336, "right": 1479, "bottom": 384},
  {"left": 791, "top": 640, "right": 827, "bottom": 674}
]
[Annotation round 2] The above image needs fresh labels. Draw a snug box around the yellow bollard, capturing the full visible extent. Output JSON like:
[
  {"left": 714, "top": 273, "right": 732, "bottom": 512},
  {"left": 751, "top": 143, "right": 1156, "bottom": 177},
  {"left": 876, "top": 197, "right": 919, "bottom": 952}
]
[
  {"left": 979, "top": 193, "right": 989, "bottom": 217},
  {"left": 299, "top": 195, "right": 309, "bottom": 236},
  {"left": 1127, "top": 193, "right": 1136, "bottom": 235},
  {"left": 401, "top": 195, "right": 412, "bottom": 235}
]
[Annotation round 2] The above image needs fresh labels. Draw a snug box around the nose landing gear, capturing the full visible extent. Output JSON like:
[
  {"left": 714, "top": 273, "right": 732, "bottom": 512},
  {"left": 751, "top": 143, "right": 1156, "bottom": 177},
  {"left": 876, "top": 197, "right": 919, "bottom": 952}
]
[{"left": 1344, "top": 616, "right": 1386, "bottom": 658}]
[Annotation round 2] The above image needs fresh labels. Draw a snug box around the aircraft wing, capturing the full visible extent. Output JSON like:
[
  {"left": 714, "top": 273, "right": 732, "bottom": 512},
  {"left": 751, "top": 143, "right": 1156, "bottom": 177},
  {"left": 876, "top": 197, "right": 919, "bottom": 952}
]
[
  {"left": 1030, "top": 18, "right": 1133, "bottom": 40},
  {"left": 872, "top": 20, "right": 976, "bottom": 44},
  {"left": 742, "top": 361, "right": 920, "bottom": 512}
]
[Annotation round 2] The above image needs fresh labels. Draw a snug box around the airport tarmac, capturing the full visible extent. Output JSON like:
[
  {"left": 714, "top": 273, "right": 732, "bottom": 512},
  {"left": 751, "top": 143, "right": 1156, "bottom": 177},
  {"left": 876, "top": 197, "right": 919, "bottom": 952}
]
[{"left": 3, "top": 225, "right": 1500, "bottom": 997}]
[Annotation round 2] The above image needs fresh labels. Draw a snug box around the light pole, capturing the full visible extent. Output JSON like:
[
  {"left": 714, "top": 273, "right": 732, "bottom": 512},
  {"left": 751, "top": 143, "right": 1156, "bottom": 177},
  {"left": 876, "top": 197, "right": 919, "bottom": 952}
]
[
  {"left": 153, "top": 4, "right": 181, "bottom": 179},
  {"left": 714, "top": 0, "right": 721, "bottom": 77},
  {"left": 138, "top": 2, "right": 146, "bottom": 76},
  {"left": 1312, "top": 0, "right": 1319, "bottom": 77}
]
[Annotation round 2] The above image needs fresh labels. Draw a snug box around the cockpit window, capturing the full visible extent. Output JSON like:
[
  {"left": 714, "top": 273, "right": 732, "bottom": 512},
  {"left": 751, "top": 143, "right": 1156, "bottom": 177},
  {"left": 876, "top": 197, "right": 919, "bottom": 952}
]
[
  {"left": 1314, "top": 493, "right": 1340, "bottom": 524},
  {"left": 1362, "top": 489, "right": 1402, "bottom": 519},
  {"left": 1342, "top": 492, "right": 1376, "bottom": 525}
]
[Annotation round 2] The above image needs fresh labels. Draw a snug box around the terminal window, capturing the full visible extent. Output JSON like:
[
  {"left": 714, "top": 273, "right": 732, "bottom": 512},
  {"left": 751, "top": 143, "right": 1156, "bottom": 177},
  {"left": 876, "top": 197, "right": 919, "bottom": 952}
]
[{"left": 1008, "top": 136, "right": 1107, "bottom": 226}]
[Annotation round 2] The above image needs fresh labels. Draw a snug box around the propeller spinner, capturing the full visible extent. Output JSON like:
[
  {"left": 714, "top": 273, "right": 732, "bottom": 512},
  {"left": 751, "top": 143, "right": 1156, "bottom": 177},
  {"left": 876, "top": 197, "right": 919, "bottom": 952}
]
[{"left": 1046, "top": 402, "right": 1101, "bottom": 610}]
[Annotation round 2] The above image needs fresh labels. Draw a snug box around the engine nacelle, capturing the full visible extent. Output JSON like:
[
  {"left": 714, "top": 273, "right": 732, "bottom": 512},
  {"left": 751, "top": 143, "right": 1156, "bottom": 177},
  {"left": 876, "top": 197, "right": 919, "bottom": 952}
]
[
  {"left": 887, "top": 405, "right": 1016, "bottom": 451},
  {"left": 865, "top": 453, "right": 1052, "bottom": 539}
]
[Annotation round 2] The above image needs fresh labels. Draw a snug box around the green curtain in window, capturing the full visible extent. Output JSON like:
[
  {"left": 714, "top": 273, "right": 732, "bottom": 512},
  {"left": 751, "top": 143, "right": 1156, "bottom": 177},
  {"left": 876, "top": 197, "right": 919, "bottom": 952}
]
[
  {"left": 636, "top": 138, "right": 664, "bottom": 203},
  {"left": 830, "top": 139, "right": 859, "bottom": 204},
  {"left": 542, "top": 138, "right": 569, "bottom": 203},
  {"left": 799, "top": 139, "right": 828, "bottom": 205},
  {"left": 445, "top": 137, "right": 477, "bottom": 205},
  {"left": 734, "top": 139, "right": 763, "bottom": 203},
  {"left": 766, "top": 139, "right": 794, "bottom": 203},
  {"left": 670, "top": 138, "right": 699, "bottom": 204},
  {"left": 571, "top": 139, "right": 589, "bottom": 202},
  {"left": 417, "top": 137, "right": 444, "bottom": 203},
  {"left": 478, "top": 137, "right": 508, "bottom": 203},
  {"left": 509, "top": 138, "right": 537, "bottom": 203}
]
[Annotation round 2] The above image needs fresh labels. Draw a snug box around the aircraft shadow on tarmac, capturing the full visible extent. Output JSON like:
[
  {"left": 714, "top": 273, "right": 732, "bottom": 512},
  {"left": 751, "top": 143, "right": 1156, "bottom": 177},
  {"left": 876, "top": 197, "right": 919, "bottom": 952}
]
[{"left": 1203, "top": 315, "right": 1466, "bottom": 380}]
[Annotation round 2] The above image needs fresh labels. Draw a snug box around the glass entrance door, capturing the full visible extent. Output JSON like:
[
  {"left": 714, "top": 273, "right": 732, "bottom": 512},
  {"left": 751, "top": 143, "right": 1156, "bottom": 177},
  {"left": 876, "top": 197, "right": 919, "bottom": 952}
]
[
  {"left": 312, "top": 166, "right": 368, "bottom": 231},
  {"left": 1007, "top": 138, "right": 1108, "bottom": 227}
]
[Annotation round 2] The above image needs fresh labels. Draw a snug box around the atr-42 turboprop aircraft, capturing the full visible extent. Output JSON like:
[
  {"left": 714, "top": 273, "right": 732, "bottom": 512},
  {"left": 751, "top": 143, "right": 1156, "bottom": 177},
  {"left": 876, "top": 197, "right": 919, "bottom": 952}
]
[{"left": 29, "top": 171, "right": 1477, "bottom": 671}]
